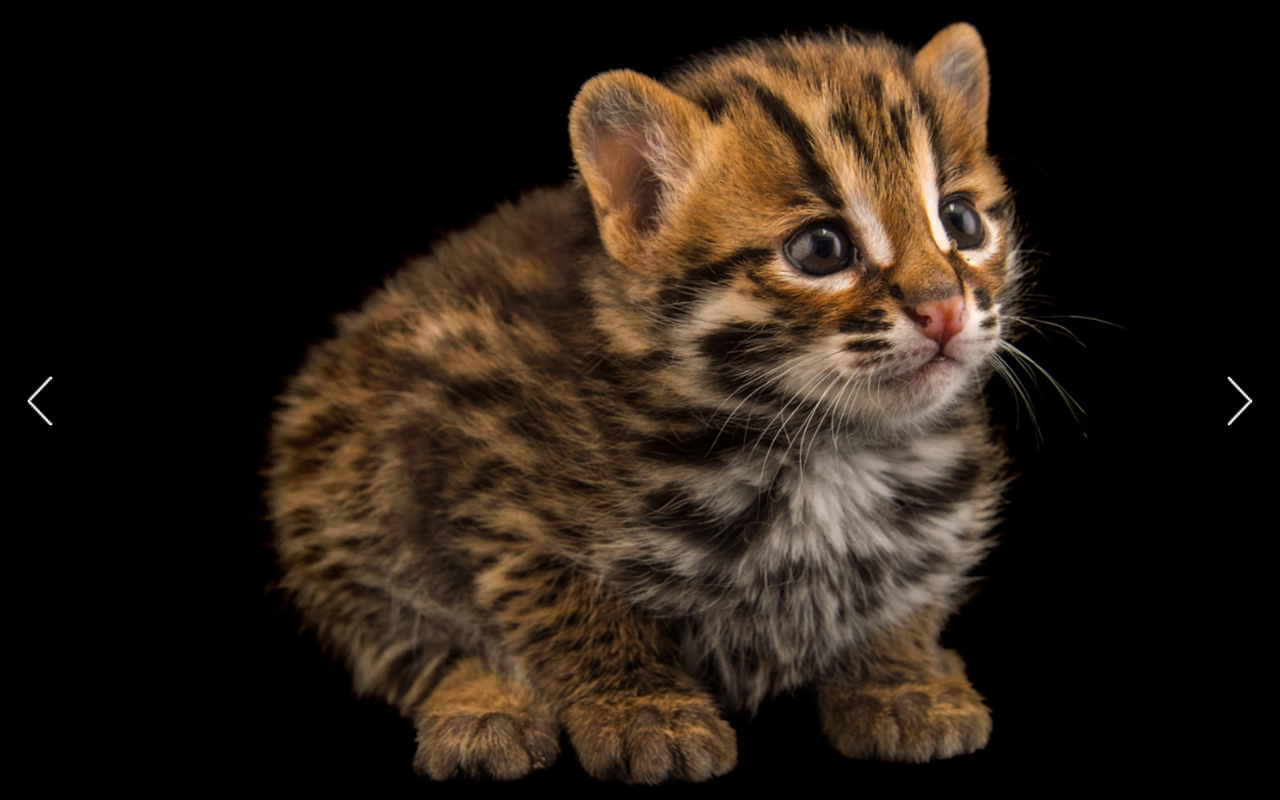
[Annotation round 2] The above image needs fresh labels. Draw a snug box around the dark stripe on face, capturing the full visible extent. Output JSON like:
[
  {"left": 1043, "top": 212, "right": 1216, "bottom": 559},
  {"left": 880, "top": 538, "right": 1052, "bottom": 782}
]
[
  {"left": 655, "top": 247, "right": 772, "bottom": 320},
  {"left": 945, "top": 251, "right": 969, "bottom": 293},
  {"left": 844, "top": 338, "right": 890, "bottom": 352},
  {"left": 692, "top": 91, "right": 729, "bottom": 123},
  {"left": 912, "top": 89, "right": 946, "bottom": 187},
  {"left": 830, "top": 107, "right": 869, "bottom": 160},
  {"left": 988, "top": 198, "right": 1014, "bottom": 224},
  {"left": 737, "top": 76, "right": 844, "bottom": 210},
  {"left": 691, "top": 247, "right": 773, "bottom": 283},
  {"left": 973, "top": 288, "right": 992, "bottom": 311},
  {"left": 699, "top": 322, "right": 779, "bottom": 368},
  {"left": 839, "top": 314, "right": 892, "bottom": 334},
  {"left": 890, "top": 102, "right": 912, "bottom": 157}
]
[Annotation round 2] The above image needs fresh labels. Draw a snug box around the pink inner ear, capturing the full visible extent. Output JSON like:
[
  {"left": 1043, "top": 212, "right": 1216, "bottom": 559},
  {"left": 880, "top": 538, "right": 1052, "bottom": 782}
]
[{"left": 596, "top": 131, "right": 662, "bottom": 233}]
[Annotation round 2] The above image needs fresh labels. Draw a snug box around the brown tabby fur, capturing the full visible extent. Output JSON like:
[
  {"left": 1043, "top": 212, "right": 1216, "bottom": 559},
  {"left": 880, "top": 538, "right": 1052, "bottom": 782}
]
[{"left": 268, "top": 23, "right": 1013, "bottom": 783}]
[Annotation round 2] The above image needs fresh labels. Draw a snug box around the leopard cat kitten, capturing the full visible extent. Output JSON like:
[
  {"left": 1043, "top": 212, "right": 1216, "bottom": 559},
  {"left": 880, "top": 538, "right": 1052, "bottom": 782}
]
[{"left": 269, "top": 24, "right": 1017, "bottom": 783}]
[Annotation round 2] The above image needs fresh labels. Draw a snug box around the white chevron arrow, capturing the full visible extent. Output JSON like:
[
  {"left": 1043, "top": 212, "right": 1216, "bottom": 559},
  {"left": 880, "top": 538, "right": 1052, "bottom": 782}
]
[
  {"left": 1228, "top": 377, "right": 1251, "bottom": 426},
  {"left": 28, "top": 376, "right": 51, "bottom": 426}
]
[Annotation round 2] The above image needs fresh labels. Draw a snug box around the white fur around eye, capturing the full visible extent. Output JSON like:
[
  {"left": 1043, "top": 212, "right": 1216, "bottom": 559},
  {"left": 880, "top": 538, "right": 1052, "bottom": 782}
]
[
  {"left": 844, "top": 196, "right": 893, "bottom": 266},
  {"left": 918, "top": 147, "right": 1001, "bottom": 267}
]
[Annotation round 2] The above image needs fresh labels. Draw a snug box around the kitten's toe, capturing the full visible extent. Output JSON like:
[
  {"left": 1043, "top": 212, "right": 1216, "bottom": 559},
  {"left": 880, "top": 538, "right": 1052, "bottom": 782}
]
[
  {"left": 563, "top": 693, "right": 737, "bottom": 784},
  {"left": 413, "top": 707, "right": 561, "bottom": 780},
  {"left": 819, "top": 669, "right": 991, "bottom": 763}
]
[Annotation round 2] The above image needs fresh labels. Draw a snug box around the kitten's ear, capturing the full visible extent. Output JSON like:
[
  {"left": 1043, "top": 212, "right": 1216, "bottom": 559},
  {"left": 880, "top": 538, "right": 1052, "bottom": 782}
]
[
  {"left": 570, "top": 70, "right": 706, "bottom": 266},
  {"left": 915, "top": 23, "right": 990, "bottom": 146}
]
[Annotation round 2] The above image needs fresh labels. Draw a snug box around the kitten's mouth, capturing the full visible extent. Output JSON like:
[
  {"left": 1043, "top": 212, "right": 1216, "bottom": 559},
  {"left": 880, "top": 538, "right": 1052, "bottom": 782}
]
[{"left": 891, "top": 353, "right": 961, "bottom": 395}]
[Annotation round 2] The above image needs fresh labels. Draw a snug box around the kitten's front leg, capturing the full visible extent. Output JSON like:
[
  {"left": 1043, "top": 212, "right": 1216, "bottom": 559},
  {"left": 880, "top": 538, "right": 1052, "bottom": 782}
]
[
  {"left": 489, "top": 553, "right": 737, "bottom": 784},
  {"left": 819, "top": 605, "right": 991, "bottom": 763}
]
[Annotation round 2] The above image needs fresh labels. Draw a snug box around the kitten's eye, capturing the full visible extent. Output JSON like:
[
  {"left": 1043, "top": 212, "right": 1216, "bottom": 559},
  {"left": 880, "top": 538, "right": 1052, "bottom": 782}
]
[
  {"left": 785, "top": 222, "right": 857, "bottom": 276},
  {"left": 939, "top": 196, "right": 984, "bottom": 249}
]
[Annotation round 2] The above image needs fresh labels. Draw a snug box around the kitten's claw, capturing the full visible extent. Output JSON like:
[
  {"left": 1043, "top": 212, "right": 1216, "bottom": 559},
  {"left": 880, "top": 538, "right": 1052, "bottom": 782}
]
[{"left": 563, "top": 693, "right": 737, "bottom": 784}]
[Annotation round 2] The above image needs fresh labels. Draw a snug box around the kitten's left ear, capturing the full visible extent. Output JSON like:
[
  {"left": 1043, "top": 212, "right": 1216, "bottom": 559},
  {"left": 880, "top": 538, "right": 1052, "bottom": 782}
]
[{"left": 915, "top": 23, "right": 990, "bottom": 146}]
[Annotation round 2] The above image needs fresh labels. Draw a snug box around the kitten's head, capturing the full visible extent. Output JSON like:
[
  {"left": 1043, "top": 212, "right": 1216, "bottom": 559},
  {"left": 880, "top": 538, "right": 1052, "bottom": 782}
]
[{"left": 571, "top": 25, "right": 1019, "bottom": 436}]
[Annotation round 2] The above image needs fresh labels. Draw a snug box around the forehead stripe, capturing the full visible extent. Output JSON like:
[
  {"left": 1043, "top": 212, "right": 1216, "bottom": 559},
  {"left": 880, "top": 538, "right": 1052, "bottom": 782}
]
[
  {"left": 889, "top": 102, "right": 913, "bottom": 158},
  {"left": 829, "top": 106, "right": 869, "bottom": 160},
  {"left": 736, "top": 76, "right": 845, "bottom": 211}
]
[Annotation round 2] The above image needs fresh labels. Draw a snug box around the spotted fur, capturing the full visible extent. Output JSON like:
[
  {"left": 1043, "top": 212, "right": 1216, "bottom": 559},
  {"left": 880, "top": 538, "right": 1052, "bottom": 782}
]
[{"left": 268, "top": 24, "right": 1016, "bottom": 783}]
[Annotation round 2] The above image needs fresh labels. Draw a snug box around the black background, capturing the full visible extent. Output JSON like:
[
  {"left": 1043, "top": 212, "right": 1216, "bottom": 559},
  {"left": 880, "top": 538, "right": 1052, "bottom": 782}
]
[{"left": 14, "top": 9, "right": 1270, "bottom": 793}]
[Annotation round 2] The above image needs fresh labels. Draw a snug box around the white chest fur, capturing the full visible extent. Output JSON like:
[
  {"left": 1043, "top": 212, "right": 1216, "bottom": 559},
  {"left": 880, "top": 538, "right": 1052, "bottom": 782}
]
[{"left": 651, "top": 433, "right": 989, "bottom": 710}]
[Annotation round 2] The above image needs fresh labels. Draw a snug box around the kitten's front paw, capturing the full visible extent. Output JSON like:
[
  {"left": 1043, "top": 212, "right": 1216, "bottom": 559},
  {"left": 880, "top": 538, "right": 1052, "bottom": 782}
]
[
  {"left": 413, "top": 706, "right": 561, "bottom": 781},
  {"left": 563, "top": 692, "right": 737, "bottom": 784},
  {"left": 820, "top": 656, "right": 991, "bottom": 763}
]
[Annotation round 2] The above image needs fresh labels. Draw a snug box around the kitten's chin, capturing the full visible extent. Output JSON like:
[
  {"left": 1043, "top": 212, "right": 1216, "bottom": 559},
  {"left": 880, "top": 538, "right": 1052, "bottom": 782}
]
[{"left": 872, "top": 356, "right": 974, "bottom": 425}]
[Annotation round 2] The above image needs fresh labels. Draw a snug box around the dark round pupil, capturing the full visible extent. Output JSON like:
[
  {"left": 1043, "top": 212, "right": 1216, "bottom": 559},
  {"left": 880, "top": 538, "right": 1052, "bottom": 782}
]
[
  {"left": 945, "top": 203, "right": 977, "bottom": 236},
  {"left": 809, "top": 229, "right": 840, "bottom": 260}
]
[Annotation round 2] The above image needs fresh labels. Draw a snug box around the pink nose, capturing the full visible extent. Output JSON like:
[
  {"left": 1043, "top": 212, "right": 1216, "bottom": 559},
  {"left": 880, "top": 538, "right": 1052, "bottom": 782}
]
[{"left": 907, "top": 296, "right": 965, "bottom": 349}]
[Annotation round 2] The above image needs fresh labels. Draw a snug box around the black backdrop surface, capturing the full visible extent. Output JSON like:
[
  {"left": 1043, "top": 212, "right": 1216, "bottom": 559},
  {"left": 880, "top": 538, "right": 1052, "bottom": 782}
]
[{"left": 13, "top": 10, "right": 1269, "bottom": 794}]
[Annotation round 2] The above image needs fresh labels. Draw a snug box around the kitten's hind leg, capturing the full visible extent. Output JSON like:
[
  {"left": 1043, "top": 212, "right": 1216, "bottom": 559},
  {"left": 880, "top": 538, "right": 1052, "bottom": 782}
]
[
  {"left": 412, "top": 657, "right": 561, "bottom": 781},
  {"left": 818, "top": 606, "right": 991, "bottom": 763}
]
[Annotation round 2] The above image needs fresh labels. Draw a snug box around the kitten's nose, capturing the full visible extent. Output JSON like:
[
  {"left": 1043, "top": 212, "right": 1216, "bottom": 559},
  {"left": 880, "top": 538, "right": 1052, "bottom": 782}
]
[{"left": 906, "top": 296, "right": 965, "bottom": 349}]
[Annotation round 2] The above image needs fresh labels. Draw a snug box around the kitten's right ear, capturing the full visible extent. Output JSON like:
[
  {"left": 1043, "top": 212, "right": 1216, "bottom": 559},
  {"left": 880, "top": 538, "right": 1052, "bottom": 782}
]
[
  {"left": 570, "top": 70, "right": 706, "bottom": 267},
  {"left": 915, "top": 23, "right": 990, "bottom": 147}
]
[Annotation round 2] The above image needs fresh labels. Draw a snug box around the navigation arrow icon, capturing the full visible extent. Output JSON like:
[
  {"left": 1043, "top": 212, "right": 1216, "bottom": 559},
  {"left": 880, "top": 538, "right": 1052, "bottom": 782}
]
[
  {"left": 1228, "top": 377, "right": 1252, "bottom": 426},
  {"left": 28, "top": 376, "right": 51, "bottom": 425}
]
